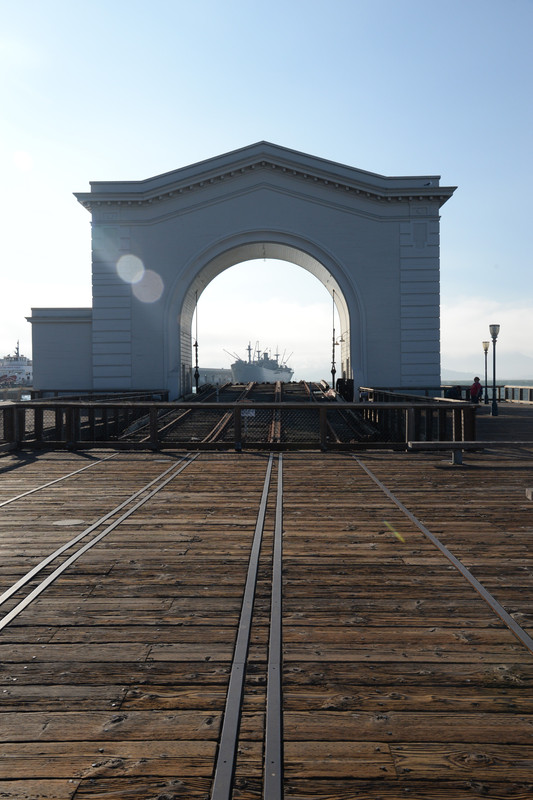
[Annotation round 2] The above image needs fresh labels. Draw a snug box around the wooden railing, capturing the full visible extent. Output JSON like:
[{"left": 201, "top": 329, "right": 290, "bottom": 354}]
[
  {"left": 366, "top": 385, "right": 532, "bottom": 402},
  {"left": 0, "top": 399, "right": 476, "bottom": 453},
  {"left": 503, "top": 385, "right": 533, "bottom": 403}
]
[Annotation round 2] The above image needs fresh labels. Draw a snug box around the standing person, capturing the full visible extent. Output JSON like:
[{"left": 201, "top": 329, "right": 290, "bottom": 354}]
[{"left": 470, "top": 377, "right": 482, "bottom": 403}]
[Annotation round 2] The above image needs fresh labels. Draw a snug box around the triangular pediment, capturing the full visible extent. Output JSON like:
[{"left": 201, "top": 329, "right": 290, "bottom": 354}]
[{"left": 75, "top": 141, "right": 455, "bottom": 210}]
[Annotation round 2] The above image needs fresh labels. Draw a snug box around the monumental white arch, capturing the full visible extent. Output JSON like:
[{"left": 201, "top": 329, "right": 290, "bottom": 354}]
[{"left": 29, "top": 142, "right": 455, "bottom": 397}]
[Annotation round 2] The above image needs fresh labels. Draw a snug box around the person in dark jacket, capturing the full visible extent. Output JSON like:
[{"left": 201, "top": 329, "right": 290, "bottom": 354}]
[
  {"left": 445, "top": 385, "right": 462, "bottom": 399},
  {"left": 470, "top": 377, "right": 483, "bottom": 402}
]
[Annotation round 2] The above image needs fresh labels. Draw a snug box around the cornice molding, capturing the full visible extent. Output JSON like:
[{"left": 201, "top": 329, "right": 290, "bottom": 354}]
[{"left": 75, "top": 143, "right": 456, "bottom": 213}]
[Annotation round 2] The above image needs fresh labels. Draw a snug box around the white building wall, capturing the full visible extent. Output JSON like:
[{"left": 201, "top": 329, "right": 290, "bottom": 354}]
[
  {"left": 399, "top": 218, "right": 441, "bottom": 387},
  {"left": 27, "top": 309, "right": 92, "bottom": 392},
  {"left": 91, "top": 224, "right": 133, "bottom": 390}
]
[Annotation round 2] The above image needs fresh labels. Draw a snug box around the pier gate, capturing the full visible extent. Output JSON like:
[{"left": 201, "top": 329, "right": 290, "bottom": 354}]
[{"left": 29, "top": 142, "right": 455, "bottom": 397}]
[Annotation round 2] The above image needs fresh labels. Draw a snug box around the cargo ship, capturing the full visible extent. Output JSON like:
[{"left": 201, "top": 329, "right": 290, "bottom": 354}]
[{"left": 230, "top": 342, "right": 293, "bottom": 383}]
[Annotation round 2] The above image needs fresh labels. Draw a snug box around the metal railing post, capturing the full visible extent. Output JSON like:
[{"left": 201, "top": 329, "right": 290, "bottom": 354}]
[
  {"left": 55, "top": 408, "right": 64, "bottom": 441},
  {"left": 234, "top": 407, "right": 242, "bottom": 452},
  {"left": 35, "top": 407, "right": 44, "bottom": 444},
  {"left": 4, "top": 406, "right": 19, "bottom": 446},
  {"left": 149, "top": 407, "right": 159, "bottom": 449},
  {"left": 319, "top": 406, "right": 328, "bottom": 450},
  {"left": 16, "top": 407, "right": 26, "bottom": 443},
  {"left": 405, "top": 408, "right": 416, "bottom": 442},
  {"left": 65, "top": 407, "right": 80, "bottom": 446},
  {"left": 463, "top": 405, "right": 476, "bottom": 441},
  {"left": 424, "top": 409, "right": 432, "bottom": 441},
  {"left": 453, "top": 408, "right": 463, "bottom": 441},
  {"left": 438, "top": 408, "right": 448, "bottom": 441}
]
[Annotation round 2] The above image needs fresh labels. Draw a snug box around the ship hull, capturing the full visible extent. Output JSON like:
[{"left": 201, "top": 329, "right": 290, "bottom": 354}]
[{"left": 231, "top": 363, "right": 293, "bottom": 383}]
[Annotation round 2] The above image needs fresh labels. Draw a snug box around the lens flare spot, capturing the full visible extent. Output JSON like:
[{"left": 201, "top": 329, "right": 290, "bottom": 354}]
[
  {"left": 117, "top": 254, "right": 145, "bottom": 284},
  {"left": 132, "top": 270, "right": 164, "bottom": 303},
  {"left": 383, "top": 520, "right": 405, "bottom": 543}
]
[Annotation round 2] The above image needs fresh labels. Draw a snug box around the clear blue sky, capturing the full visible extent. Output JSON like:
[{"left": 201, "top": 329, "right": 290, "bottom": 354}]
[{"left": 1, "top": 0, "right": 532, "bottom": 379}]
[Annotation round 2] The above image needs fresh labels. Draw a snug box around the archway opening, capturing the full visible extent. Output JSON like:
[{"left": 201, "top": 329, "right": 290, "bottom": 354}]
[
  {"left": 167, "top": 239, "right": 359, "bottom": 398},
  {"left": 191, "top": 259, "right": 344, "bottom": 385}
]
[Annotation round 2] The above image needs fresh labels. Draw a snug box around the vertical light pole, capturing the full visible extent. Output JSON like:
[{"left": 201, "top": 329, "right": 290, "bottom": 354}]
[
  {"left": 482, "top": 340, "right": 490, "bottom": 404},
  {"left": 331, "top": 289, "right": 336, "bottom": 390},
  {"left": 193, "top": 290, "right": 200, "bottom": 393},
  {"left": 489, "top": 324, "right": 500, "bottom": 416}
]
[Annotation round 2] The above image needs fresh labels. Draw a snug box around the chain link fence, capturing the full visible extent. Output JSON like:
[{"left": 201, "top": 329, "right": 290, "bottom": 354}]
[{"left": 1, "top": 399, "right": 476, "bottom": 452}]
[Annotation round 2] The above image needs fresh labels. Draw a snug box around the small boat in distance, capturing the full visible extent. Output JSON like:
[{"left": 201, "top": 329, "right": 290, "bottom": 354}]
[{"left": 229, "top": 342, "right": 294, "bottom": 383}]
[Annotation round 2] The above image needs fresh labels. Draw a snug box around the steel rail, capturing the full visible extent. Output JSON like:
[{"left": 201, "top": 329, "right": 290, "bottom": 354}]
[
  {"left": 0, "top": 454, "right": 199, "bottom": 632},
  {"left": 203, "top": 383, "right": 254, "bottom": 443},
  {"left": 268, "top": 381, "right": 282, "bottom": 444},
  {"left": 328, "top": 407, "right": 378, "bottom": 443},
  {"left": 134, "top": 385, "right": 230, "bottom": 442},
  {"left": 354, "top": 456, "right": 533, "bottom": 655},
  {"left": 130, "top": 408, "right": 189, "bottom": 441},
  {"left": 210, "top": 453, "right": 274, "bottom": 800},
  {"left": 326, "top": 419, "right": 342, "bottom": 443},
  {"left": 0, "top": 453, "right": 195, "bottom": 609},
  {"left": 0, "top": 452, "right": 118, "bottom": 508},
  {"left": 264, "top": 453, "right": 284, "bottom": 799}
]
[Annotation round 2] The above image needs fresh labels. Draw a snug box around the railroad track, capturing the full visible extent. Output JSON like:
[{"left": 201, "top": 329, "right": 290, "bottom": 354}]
[
  {"left": 0, "top": 453, "right": 198, "bottom": 628},
  {"left": 123, "top": 382, "right": 333, "bottom": 447},
  {"left": 1, "top": 449, "right": 532, "bottom": 798}
]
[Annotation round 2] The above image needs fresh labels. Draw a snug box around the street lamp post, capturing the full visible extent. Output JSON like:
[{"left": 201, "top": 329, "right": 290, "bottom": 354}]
[
  {"left": 193, "top": 291, "right": 200, "bottom": 393},
  {"left": 489, "top": 324, "right": 500, "bottom": 416},
  {"left": 331, "top": 290, "right": 336, "bottom": 389},
  {"left": 482, "top": 340, "right": 490, "bottom": 404}
]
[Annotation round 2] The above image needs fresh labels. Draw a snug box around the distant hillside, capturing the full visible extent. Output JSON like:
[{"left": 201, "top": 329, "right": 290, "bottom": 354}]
[
  {"left": 442, "top": 351, "right": 533, "bottom": 383},
  {"left": 442, "top": 369, "right": 533, "bottom": 384},
  {"left": 441, "top": 368, "right": 476, "bottom": 382}
]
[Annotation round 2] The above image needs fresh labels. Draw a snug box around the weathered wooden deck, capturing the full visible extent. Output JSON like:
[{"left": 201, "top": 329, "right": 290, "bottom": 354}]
[{"left": 1, "top": 410, "right": 532, "bottom": 798}]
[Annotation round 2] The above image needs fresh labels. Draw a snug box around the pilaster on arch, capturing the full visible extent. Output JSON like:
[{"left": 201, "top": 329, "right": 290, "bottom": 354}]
[{"left": 166, "top": 232, "right": 365, "bottom": 394}]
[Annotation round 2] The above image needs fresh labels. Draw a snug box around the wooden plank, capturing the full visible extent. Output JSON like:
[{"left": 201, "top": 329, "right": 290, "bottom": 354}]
[
  {"left": 73, "top": 776, "right": 212, "bottom": 799},
  {"left": 0, "top": 644, "right": 151, "bottom": 662},
  {"left": 282, "top": 645, "right": 531, "bottom": 663},
  {"left": 281, "top": 711, "right": 533, "bottom": 744},
  {"left": 0, "top": 685, "right": 127, "bottom": 711},
  {"left": 0, "top": 660, "right": 232, "bottom": 685},
  {"left": 120, "top": 686, "right": 259, "bottom": 711},
  {"left": 390, "top": 742, "right": 533, "bottom": 780},
  {"left": 282, "top": 779, "right": 533, "bottom": 799},
  {"left": 284, "top": 741, "right": 395, "bottom": 778},
  {"left": 0, "top": 741, "right": 217, "bottom": 778},
  {"left": 283, "top": 686, "right": 533, "bottom": 713},
  {"left": 0, "top": 711, "right": 222, "bottom": 741},
  {"left": 0, "top": 780, "right": 79, "bottom": 800}
]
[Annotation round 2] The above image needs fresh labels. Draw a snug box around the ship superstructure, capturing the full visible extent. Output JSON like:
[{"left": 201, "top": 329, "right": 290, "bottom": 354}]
[
  {"left": 230, "top": 342, "right": 293, "bottom": 383},
  {"left": 0, "top": 341, "right": 32, "bottom": 385}
]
